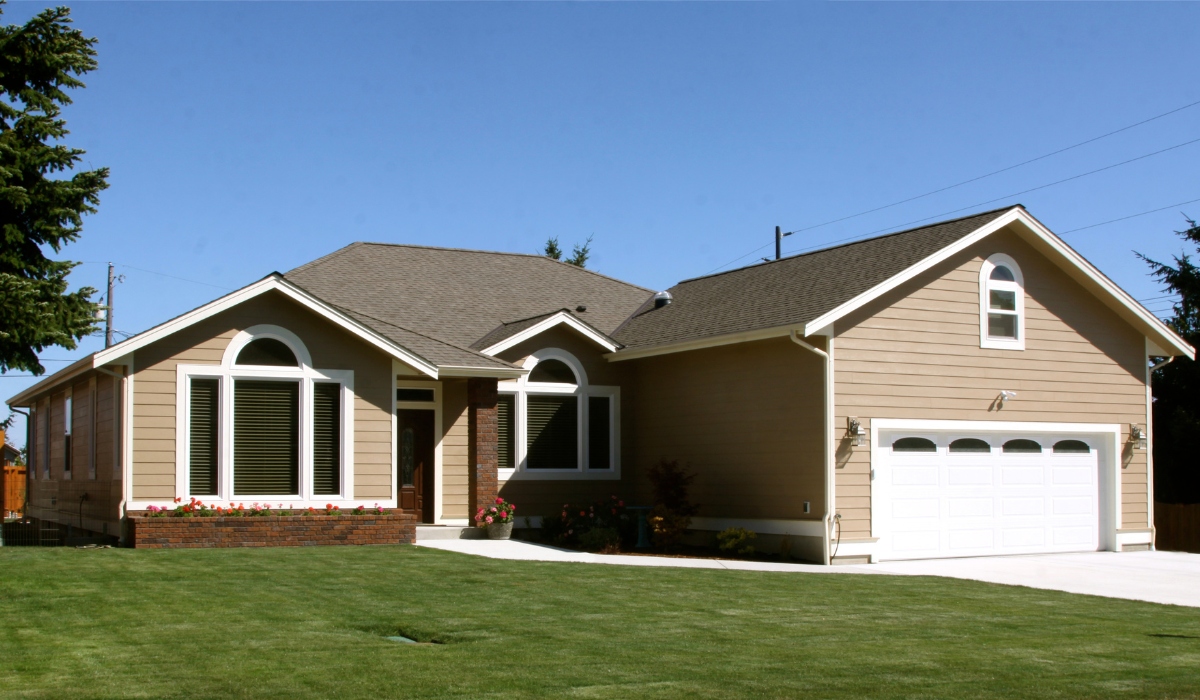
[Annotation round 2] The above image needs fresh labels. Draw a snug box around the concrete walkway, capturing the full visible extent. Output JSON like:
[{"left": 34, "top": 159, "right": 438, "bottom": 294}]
[{"left": 417, "top": 539, "right": 1200, "bottom": 607}]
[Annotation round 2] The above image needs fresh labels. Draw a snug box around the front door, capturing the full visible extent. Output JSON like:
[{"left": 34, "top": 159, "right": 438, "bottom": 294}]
[{"left": 397, "top": 409, "right": 434, "bottom": 523}]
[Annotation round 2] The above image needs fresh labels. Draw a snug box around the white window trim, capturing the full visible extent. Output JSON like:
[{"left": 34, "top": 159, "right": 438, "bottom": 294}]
[
  {"left": 499, "top": 348, "right": 620, "bottom": 481},
  {"left": 979, "top": 253, "right": 1026, "bottom": 351},
  {"left": 165, "top": 325, "right": 362, "bottom": 509},
  {"left": 63, "top": 388, "right": 73, "bottom": 480}
]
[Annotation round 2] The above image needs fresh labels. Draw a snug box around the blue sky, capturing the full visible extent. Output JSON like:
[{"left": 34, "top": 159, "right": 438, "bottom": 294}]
[{"left": 3, "top": 1, "right": 1199, "bottom": 445}]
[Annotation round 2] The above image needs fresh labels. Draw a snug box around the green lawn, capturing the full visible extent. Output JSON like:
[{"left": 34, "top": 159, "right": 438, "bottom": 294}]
[{"left": 1, "top": 546, "right": 1198, "bottom": 699}]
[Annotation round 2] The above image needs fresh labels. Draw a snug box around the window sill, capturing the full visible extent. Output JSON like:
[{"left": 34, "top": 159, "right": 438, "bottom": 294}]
[{"left": 980, "top": 338, "right": 1025, "bottom": 351}]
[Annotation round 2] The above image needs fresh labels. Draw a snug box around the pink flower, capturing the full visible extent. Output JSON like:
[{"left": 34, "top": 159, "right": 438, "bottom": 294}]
[
  {"left": 485, "top": 516, "right": 493, "bottom": 524},
  {"left": 580, "top": 511, "right": 586, "bottom": 517},
  {"left": 561, "top": 511, "right": 567, "bottom": 518},
  {"left": 495, "top": 497, "right": 504, "bottom": 504},
  {"left": 618, "top": 501, "right": 624, "bottom": 507}
]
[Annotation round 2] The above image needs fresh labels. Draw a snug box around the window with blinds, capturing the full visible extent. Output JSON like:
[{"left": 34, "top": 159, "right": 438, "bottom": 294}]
[
  {"left": 588, "top": 396, "right": 610, "bottom": 470},
  {"left": 497, "top": 394, "right": 515, "bottom": 469},
  {"left": 312, "top": 382, "right": 341, "bottom": 495},
  {"left": 233, "top": 380, "right": 300, "bottom": 495},
  {"left": 189, "top": 378, "right": 220, "bottom": 495},
  {"left": 526, "top": 395, "right": 577, "bottom": 469}
]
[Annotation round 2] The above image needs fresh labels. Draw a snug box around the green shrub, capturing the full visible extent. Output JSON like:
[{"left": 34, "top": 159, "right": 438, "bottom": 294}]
[
  {"left": 541, "top": 496, "right": 635, "bottom": 550},
  {"left": 647, "top": 459, "right": 697, "bottom": 548},
  {"left": 716, "top": 527, "right": 757, "bottom": 556},
  {"left": 578, "top": 527, "right": 620, "bottom": 552}
]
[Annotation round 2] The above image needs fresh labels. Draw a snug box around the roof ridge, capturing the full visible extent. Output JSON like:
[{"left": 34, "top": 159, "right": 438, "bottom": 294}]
[
  {"left": 676, "top": 205, "right": 1023, "bottom": 286},
  {"left": 291, "top": 240, "right": 656, "bottom": 294},
  {"left": 327, "top": 302, "right": 520, "bottom": 368}
]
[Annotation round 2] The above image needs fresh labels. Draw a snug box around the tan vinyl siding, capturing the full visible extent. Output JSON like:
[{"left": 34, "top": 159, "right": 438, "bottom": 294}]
[
  {"left": 628, "top": 336, "right": 826, "bottom": 520},
  {"left": 130, "top": 290, "right": 396, "bottom": 501},
  {"left": 441, "top": 379, "right": 469, "bottom": 519},
  {"left": 834, "top": 227, "right": 1150, "bottom": 538}
]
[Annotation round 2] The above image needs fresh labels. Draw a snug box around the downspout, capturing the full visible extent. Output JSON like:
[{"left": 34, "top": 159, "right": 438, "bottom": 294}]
[
  {"left": 790, "top": 330, "right": 834, "bottom": 566},
  {"left": 1145, "top": 355, "right": 1174, "bottom": 550}
]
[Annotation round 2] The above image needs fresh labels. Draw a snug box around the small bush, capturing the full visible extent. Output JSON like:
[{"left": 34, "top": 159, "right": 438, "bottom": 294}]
[
  {"left": 646, "top": 459, "right": 697, "bottom": 548},
  {"left": 541, "top": 495, "right": 633, "bottom": 550},
  {"left": 578, "top": 527, "right": 620, "bottom": 553},
  {"left": 716, "top": 527, "right": 757, "bottom": 556}
]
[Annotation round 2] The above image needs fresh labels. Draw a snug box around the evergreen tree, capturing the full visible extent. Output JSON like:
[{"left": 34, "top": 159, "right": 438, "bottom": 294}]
[
  {"left": 542, "top": 236, "right": 563, "bottom": 261},
  {"left": 0, "top": 3, "right": 108, "bottom": 376},
  {"left": 1139, "top": 217, "right": 1200, "bottom": 503},
  {"left": 566, "top": 234, "right": 592, "bottom": 268}
]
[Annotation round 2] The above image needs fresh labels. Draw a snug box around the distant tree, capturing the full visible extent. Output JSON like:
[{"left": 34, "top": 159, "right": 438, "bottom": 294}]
[
  {"left": 566, "top": 234, "right": 592, "bottom": 268},
  {"left": 1138, "top": 217, "right": 1200, "bottom": 503},
  {"left": 542, "top": 234, "right": 593, "bottom": 268},
  {"left": 0, "top": 3, "right": 108, "bottom": 376}
]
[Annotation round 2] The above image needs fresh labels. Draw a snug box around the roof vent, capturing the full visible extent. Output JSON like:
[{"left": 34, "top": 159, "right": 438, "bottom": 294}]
[
  {"left": 575, "top": 305, "right": 587, "bottom": 313},
  {"left": 653, "top": 291, "right": 673, "bottom": 309}
]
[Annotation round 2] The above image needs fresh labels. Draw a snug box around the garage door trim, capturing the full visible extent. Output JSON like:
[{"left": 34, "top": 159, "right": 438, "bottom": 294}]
[{"left": 867, "top": 419, "right": 1122, "bottom": 562}]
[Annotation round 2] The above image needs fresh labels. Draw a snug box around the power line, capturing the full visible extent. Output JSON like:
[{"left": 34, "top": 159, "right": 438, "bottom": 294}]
[
  {"left": 778, "top": 136, "right": 1200, "bottom": 261},
  {"left": 703, "top": 97, "right": 1200, "bottom": 274},
  {"left": 80, "top": 261, "right": 233, "bottom": 291},
  {"left": 1058, "top": 196, "right": 1200, "bottom": 234}
]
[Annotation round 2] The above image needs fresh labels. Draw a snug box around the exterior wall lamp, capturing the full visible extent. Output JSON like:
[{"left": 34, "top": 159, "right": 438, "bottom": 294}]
[
  {"left": 848, "top": 417, "right": 867, "bottom": 447},
  {"left": 1130, "top": 424, "right": 1147, "bottom": 450}
]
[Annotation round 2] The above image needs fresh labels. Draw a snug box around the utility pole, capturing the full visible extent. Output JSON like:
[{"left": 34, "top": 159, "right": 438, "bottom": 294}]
[
  {"left": 105, "top": 262, "right": 115, "bottom": 348},
  {"left": 775, "top": 226, "right": 782, "bottom": 260}
]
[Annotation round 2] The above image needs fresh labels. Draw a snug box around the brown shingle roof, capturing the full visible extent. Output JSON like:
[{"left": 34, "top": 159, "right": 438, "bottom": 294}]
[
  {"left": 286, "top": 243, "right": 653, "bottom": 355},
  {"left": 612, "top": 207, "right": 1018, "bottom": 351}
]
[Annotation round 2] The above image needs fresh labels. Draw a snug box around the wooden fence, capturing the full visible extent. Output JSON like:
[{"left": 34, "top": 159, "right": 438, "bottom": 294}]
[
  {"left": 1155, "top": 502, "right": 1200, "bottom": 554},
  {"left": 3, "top": 465, "right": 26, "bottom": 518}
]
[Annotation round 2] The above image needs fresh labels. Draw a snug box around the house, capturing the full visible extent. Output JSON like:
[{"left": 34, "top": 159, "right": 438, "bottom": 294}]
[{"left": 7, "top": 205, "right": 1193, "bottom": 562}]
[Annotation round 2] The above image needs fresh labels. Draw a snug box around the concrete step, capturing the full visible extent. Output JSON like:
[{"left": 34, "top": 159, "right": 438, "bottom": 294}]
[{"left": 415, "top": 525, "right": 484, "bottom": 541}]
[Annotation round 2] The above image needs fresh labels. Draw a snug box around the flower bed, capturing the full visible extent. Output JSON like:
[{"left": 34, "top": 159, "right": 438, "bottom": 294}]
[{"left": 128, "top": 511, "right": 416, "bottom": 549}]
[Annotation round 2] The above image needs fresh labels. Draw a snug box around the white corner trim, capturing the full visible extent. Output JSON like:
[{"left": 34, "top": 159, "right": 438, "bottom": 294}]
[
  {"left": 481, "top": 312, "right": 620, "bottom": 356},
  {"left": 91, "top": 275, "right": 440, "bottom": 378},
  {"left": 801, "top": 208, "right": 1195, "bottom": 359}
]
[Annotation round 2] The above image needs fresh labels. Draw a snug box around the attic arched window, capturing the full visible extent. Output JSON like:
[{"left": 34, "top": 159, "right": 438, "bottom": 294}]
[
  {"left": 235, "top": 338, "right": 299, "bottom": 367},
  {"left": 980, "top": 254, "right": 1025, "bottom": 350}
]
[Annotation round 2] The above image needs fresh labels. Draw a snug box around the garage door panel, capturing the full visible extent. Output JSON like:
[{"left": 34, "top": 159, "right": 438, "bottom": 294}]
[
  {"left": 1001, "top": 497, "right": 1044, "bottom": 516},
  {"left": 948, "top": 498, "right": 992, "bottom": 517},
  {"left": 879, "top": 430, "right": 1101, "bottom": 561},
  {"left": 948, "top": 529, "right": 994, "bottom": 550},
  {"left": 948, "top": 467, "right": 991, "bottom": 485},
  {"left": 1001, "top": 467, "right": 1044, "bottom": 485}
]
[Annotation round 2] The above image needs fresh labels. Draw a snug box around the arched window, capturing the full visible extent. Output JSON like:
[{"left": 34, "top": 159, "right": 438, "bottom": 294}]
[
  {"left": 892, "top": 437, "right": 937, "bottom": 452},
  {"left": 980, "top": 254, "right": 1025, "bottom": 350},
  {"left": 235, "top": 338, "right": 298, "bottom": 367},
  {"left": 180, "top": 325, "right": 351, "bottom": 503},
  {"left": 1053, "top": 439, "right": 1091, "bottom": 453},
  {"left": 528, "top": 358, "right": 577, "bottom": 384},
  {"left": 1003, "top": 439, "right": 1042, "bottom": 453},
  {"left": 497, "top": 348, "right": 620, "bottom": 476},
  {"left": 949, "top": 438, "right": 991, "bottom": 453}
]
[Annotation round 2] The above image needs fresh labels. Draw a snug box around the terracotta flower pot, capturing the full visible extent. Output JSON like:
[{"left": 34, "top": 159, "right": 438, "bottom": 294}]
[{"left": 487, "top": 521, "right": 513, "bottom": 540}]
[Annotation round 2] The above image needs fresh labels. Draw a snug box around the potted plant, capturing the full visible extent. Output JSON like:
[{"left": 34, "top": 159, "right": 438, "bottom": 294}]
[{"left": 475, "top": 498, "right": 516, "bottom": 540}]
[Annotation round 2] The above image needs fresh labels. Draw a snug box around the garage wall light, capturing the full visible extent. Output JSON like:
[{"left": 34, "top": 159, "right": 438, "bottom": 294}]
[
  {"left": 848, "top": 417, "right": 867, "bottom": 447},
  {"left": 998, "top": 390, "right": 1017, "bottom": 408},
  {"left": 1130, "top": 424, "right": 1147, "bottom": 450}
]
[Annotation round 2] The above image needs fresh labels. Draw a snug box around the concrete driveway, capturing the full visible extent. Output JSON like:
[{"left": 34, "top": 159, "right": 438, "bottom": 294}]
[
  {"left": 860, "top": 550, "right": 1200, "bottom": 608},
  {"left": 420, "top": 540, "right": 1200, "bottom": 607}
]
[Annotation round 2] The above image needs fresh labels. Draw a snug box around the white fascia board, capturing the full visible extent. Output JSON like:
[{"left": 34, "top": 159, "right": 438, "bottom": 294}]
[
  {"left": 481, "top": 312, "right": 620, "bottom": 356},
  {"left": 802, "top": 209, "right": 1195, "bottom": 359},
  {"left": 90, "top": 276, "right": 440, "bottom": 378},
  {"left": 870, "top": 418, "right": 1122, "bottom": 435},
  {"left": 802, "top": 209, "right": 1026, "bottom": 338}
]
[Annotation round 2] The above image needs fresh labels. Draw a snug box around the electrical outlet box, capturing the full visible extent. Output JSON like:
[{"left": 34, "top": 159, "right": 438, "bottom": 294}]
[{"left": 803, "top": 501, "right": 811, "bottom": 514}]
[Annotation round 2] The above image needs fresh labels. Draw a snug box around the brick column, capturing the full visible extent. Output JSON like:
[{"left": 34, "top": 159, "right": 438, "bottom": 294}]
[{"left": 467, "top": 378, "right": 499, "bottom": 519}]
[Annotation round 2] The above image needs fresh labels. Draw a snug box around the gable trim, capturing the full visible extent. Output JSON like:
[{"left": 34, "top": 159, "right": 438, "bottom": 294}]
[
  {"left": 802, "top": 208, "right": 1195, "bottom": 359},
  {"left": 91, "top": 275, "right": 441, "bottom": 378},
  {"left": 480, "top": 311, "right": 620, "bottom": 356}
]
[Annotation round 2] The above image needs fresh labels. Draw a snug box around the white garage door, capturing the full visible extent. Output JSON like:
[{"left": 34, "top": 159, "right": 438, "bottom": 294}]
[{"left": 876, "top": 432, "right": 1101, "bottom": 561}]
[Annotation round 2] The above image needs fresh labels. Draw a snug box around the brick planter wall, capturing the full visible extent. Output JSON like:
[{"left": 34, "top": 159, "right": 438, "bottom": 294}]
[{"left": 128, "top": 513, "right": 416, "bottom": 549}]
